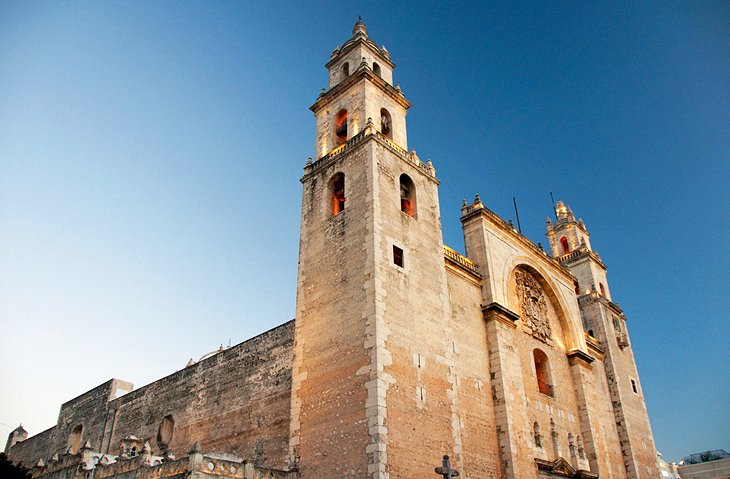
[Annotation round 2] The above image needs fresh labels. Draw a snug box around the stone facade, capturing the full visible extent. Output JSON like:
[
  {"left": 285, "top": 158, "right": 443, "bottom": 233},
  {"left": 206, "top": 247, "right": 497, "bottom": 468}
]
[{"left": 7, "top": 21, "right": 660, "bottom": 479}]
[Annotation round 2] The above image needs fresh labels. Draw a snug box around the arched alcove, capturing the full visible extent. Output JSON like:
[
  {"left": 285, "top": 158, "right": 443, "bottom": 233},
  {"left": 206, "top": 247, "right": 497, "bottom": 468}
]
[
  {"left": 341, "top": 62, "right": 349, "bottom": 78},
  {"left": 68, "top": 424, "right": 83, "bottom": 454},
  {"left": 380, "top": 108, "right": 392, "bottom": 139},
  {"left": 335, "top": 109, "right": 348, "bottom": 143},
  {"left": 533, "top": 349, "right": 554, "bottom": 396},
  {"left": 373, "top": 62, "right": 381, "bottom": 76},
  {"left": 156, "top": 415, "right": 175, "bottom": 450},
  {"left": 505, "top": 261, "right": 581, "bottom": 351},
  {"left": 330, "top": 173, "right": 346, "bottom": 215},
  {"left": 560, "top": 236, "right": 570, "bottom": 254},
  {"left": 399, "top": 174, "right": 415, "bottom": 217}
]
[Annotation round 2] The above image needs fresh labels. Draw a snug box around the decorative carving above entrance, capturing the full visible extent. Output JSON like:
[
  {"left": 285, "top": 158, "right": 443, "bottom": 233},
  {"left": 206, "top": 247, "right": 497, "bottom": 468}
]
[{"left": 516, "top": 269, "right": 552, "bottom": 343}]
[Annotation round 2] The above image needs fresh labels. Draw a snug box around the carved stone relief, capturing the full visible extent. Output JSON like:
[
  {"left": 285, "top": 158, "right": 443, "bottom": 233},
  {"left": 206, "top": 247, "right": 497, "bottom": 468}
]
[{"left": 516, "top": 269, "right": 552, "bottom": 343}]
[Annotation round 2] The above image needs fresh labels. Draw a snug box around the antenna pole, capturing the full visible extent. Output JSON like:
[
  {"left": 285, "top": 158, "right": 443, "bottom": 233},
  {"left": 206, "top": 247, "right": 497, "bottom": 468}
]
[
  {"left": 550, "top": 192, "right": 557, "bottom": 219},
  {"left": 513, "top": 196, "right": 522, "bottom": 234}
]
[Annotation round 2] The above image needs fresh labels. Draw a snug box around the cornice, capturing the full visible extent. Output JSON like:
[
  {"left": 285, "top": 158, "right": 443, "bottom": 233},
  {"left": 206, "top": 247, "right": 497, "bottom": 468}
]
[
  {"left": 461, "top": 202, "right": 576, "bottom": 284},
  {"left": 310, "top": 66, "right": 411, "bottom": 113},
  {"left": 326, "top": 36, "right": 395, "bottom": 70},
  {"left": 482, "top": 302, "right": 520, "bottom": 327}
]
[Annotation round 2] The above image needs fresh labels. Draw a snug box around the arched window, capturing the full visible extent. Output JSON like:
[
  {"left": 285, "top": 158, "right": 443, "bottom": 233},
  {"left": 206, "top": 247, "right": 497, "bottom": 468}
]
[
  {"left": 156, "top": 415, "right": 175, "bottom": 450},
  {"left": 599, "top": 283, "right": 606, "bottom": 297},
  {"left": 342, "top": 62, "right": 349, "bottom": 78},
  {"left": 560, "top": 236, "right": 570, "bottom": 254},
  {"left": 399, "top": 174, "right": 416, "bottom": 216},
  {"left": 533, "top": 349, "right": 553, "bottom": 397},
  {"left": 68, "top": 425, "right": 83, "bottom": 454},
  {"left": 330, "top": 173, "right": 345, "bottom": 214},
  {"left": 335, "top": 109, "right": 348, "bottom": 143},
  {"left": 373, "top": 62, "right": 381, "bottom": 76},
  {"left": 380, "top": 108, "right": 392, "bottom": 139}
]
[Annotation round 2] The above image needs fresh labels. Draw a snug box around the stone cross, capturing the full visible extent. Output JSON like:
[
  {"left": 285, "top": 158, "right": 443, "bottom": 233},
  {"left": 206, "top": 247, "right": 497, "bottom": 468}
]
[{"left": 435, "top": 455, "right": 460, "bottom": 479}]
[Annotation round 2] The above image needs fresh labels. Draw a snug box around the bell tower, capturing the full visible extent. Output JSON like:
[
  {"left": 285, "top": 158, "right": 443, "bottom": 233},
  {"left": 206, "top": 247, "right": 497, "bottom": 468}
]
[
  {"left": 547, "top": 201, "right": 658, "bottom": 479},
  {"left": 290, "top": 21, "right": 457, "bottom": 479}
]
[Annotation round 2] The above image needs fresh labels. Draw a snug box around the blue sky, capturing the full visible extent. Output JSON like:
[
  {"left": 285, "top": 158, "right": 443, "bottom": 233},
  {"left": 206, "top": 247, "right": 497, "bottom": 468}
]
[{"left": 1, "top": 1, "right": 728, "bottom": 463}]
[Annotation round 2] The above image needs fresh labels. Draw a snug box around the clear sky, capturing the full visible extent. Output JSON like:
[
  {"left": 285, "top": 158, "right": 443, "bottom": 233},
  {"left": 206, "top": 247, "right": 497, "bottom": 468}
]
[{"left": 1, "top": 1, "right": 728, "bottom": 464}]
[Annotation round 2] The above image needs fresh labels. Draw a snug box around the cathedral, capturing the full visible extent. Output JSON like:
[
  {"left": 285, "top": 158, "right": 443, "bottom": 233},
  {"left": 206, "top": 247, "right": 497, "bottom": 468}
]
[{"left": 6, "top": 21, "right": 659, "bottom": 479}]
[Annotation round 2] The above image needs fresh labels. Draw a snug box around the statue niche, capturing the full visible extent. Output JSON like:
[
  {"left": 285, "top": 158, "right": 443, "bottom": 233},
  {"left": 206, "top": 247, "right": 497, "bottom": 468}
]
[{"left": 515, "top": 269, "right": 552, "bottom": 343}]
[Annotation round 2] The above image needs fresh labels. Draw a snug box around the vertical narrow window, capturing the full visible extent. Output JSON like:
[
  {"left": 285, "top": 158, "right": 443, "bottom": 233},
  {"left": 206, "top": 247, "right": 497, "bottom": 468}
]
[
  {"left": 380, "top": 108, "right": 392, "bottom": 139},
  {"left": 68, "top": 424, "right": 83, "bottom": 454},
  {"left": 630, "top": 379, "right": 638, "bottom": 394},
  {"left": 373, "top": 62, "right": 381, "bottom": 77},
  {"left": 330, "top": 173, "right": 345, "bottom": 215},
  {"left": 156, "top": 415, "right": 175, "bottom": 451},
  {"left": 599, "top": 283, "right": 606, "bottom": 297},
  {"left": 533, "top": 349, "right": 553, "bottom": 397},
  {"left": 399, "top": 174, "right": 416, "bottom": 217},
  {"left": 560, "top": 236, "right": 570, "bottom": 254},
  {"left": 342, "top": 62, "right": 349, "bottom": 78},
  {"left": 574, "top": 281, "right": 580, "bottom": 295},
  {"left": 393, "top": 245, "right": 404, "bottom": 267},
  {"left": 335, "top": 109, "right": 348, "bottom": 143}
]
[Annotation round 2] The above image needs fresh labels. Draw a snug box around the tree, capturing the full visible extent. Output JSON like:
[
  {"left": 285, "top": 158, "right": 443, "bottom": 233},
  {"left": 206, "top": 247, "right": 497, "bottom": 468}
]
[{"left": 0, "top": 452, "right": 32, "bottom": 479}]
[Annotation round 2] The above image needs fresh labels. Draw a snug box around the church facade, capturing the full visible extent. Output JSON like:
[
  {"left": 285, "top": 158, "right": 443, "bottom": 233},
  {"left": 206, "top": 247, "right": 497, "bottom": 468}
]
[{"left": 6, "top": 22, "right": 659, "bottom": 479}]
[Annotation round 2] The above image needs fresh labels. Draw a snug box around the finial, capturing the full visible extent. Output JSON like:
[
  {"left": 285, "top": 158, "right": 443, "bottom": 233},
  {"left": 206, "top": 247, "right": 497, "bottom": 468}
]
[
  {"left": 305, "top": 157, "right": 312, "bottom": 166},
  {"left": 51, "top": 453, "right": 60, "bottom": 461},
  {"left": 352, "top": 18, "right": 368, "bottom": 38},
  {"left": 319, "top": 88, "right": 326, "bottom": 97},
  {"left": 462, "top": 199, "right": 467, "bottom": 207},
  {"left": 474, "top": 194, "right": 481, "bottom": 203},
  {"left": 36, "top": 458, "right": 45, "bottom": 468}
]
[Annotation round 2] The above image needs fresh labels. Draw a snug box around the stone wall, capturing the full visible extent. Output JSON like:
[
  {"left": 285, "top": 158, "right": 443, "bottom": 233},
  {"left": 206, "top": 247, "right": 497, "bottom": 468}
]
[{"left": 10, "top": 321, "right": 295, "bottom": 471}]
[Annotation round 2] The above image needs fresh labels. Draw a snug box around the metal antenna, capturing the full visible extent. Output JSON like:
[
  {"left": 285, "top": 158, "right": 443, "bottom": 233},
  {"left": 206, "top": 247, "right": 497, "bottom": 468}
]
[
  {"left": 513, "top": 196, "right": 522, "bottom": 234},
  {"left": 550, "top": 192, "right": 558, "bottom": 219}
]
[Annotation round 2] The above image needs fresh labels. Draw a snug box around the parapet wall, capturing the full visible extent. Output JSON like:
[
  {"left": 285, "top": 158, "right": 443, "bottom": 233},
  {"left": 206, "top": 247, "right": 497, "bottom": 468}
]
[{"left": 10, "top": 320, "right": 295, "bottom": 471}]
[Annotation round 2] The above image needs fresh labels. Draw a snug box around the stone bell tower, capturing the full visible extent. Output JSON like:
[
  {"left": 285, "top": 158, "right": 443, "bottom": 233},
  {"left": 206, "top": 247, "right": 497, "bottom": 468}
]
[
  {"left": 289, "top": 21, "right": 457, "bottom": 479},
  {"left": 547, "top": 201, "right": 658, "bottom": 479}
]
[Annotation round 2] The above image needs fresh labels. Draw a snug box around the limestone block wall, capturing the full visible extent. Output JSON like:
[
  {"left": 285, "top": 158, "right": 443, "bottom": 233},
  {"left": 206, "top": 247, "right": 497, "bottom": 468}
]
[
  {"left": 291, "top": 144, "right": 374, "bottom": 478},
  {"left": 8, "top": 427, "right": 54, "bottom": 467},
  {"left": 580, "top": 296, "right": 658, "bottom": 479},
  {"left": 445, "top": 267, "right": 502, "bottom": 478},
  {"left": 10, "top": 321, "right": 294, "bottom": 471},
  {"left": 372, "top": 142, "right": 455, "bottom": 479},
  {"left": 581, "top": 347, "right": 629, "bottom": 479}
]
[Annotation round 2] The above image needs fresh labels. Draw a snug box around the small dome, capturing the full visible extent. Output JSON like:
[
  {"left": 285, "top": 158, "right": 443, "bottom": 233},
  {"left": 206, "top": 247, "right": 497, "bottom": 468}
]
[{"left": 352, "top": 19, "right": 368, "bottom": 38}]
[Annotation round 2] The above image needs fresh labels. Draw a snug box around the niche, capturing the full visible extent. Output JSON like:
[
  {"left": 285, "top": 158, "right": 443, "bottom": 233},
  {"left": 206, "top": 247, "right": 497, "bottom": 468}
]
[
  {"left": 335, "top": 110, "right": 348, "bottom": 143},
  {"left": 156, "top": 415, "right": 175, "bottom": 451}
]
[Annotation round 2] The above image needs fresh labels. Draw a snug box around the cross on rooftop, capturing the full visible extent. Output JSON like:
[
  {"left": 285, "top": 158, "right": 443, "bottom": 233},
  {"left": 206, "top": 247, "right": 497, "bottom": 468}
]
[{"left": 435, "top": 455, "right": 460, "bottom": 479}]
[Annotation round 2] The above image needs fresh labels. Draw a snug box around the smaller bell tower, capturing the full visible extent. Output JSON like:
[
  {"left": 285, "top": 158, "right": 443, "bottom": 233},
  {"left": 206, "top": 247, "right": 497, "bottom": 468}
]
[
  {"left": 312, "top": 20, "right": 409, "bottom": 159},
  {"left": 546, "top": 200, "right": 609, "bottom": 298},
  {"left": 547, "top": 201, "right": 658, "bottom": 479}
]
